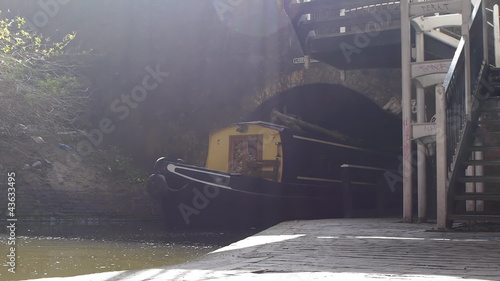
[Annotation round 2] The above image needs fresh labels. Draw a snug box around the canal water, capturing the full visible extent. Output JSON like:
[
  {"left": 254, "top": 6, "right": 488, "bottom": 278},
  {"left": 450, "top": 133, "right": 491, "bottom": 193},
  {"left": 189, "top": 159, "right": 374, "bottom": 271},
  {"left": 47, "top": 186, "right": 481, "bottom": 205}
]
[{"left": 0, "top": 219, "right": 256, "bottom": 281}]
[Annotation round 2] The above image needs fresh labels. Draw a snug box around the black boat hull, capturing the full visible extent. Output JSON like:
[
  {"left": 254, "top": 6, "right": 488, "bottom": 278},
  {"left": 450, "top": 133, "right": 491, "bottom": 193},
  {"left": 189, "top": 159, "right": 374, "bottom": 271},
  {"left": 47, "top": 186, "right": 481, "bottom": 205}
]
[{"left": 146, "top": 161, "right": 388, "bottom": 230}]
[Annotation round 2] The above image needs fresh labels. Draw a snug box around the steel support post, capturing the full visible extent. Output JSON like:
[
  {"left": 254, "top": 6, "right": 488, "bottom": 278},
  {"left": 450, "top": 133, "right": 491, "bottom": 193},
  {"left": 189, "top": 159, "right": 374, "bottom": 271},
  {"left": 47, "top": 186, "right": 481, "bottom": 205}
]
[
  {"left": 415, "top": 31, "right": 427, "bottom": 222},
  {"left": 482, "top": 1, "right": 488, "bottom": 65},
  {"left": 462, "top": 0, "right": 473, "bottom": 215},
  {"left": 401, "top": 0, "right": 413, "bottom": 223},
  {"left": 436, "top": 83, "right": 448, "bottom": 230},
  {"left": 463, "top": 0, "right": 472, "bottom": 117},
  {"left": 494, "top": 5, "right": 500, "bottom": 67}
]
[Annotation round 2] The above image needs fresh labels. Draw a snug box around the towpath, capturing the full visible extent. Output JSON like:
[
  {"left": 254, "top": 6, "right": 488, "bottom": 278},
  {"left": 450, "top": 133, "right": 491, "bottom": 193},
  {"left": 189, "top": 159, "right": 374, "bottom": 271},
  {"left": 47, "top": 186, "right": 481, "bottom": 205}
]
[{"left": 27, "top": 218, "right": 500, "bottom": 281}]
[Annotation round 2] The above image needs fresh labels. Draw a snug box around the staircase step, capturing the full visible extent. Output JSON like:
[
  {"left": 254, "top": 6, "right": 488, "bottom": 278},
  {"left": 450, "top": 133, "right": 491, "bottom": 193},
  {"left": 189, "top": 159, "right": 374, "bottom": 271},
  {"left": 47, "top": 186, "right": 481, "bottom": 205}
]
[
  {"left": 489, "top": 82, "right": 500, "bottom": 89},
  {"left": 455, "top": 193, "right": 500, "bottom": 201},
  {"left": 489, "top": 68, "right": 500, "bottom": 77},
  {"left": 457, "top": 176, "right": 500, "bottom": 183},
  {"left": 479, "top": 100, "right": 500, "bottom": 107},
  {"left": 479, "top": 107, "right": 500, "bottom": 112},
  {"left": 463, "top": 160, "right": 500, "bottom": 166},
  {"left": 489, "top": 74, "right": 500, "bottom": 81},
  {"left": 473, "top": 131, "right": 500, "bottom": 137},
  {"left": 477, "top": 119, "right": 500, "bottom": 124},
  {"left": 449, "top": 214, "right": 500, "bottom": 221},
  {"left": 468, "top": 146, "right": 500, "bottom": 151},
  {"left": 479, "top": 95, "right": 500, "bottom": 100}
]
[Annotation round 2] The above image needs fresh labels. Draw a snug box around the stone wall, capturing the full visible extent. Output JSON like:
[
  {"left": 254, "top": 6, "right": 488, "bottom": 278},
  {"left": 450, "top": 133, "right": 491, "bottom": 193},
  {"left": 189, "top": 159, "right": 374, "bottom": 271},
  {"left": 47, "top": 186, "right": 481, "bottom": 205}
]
[{"left": 0, "top": 0, "right": 402, "bottom": 166}]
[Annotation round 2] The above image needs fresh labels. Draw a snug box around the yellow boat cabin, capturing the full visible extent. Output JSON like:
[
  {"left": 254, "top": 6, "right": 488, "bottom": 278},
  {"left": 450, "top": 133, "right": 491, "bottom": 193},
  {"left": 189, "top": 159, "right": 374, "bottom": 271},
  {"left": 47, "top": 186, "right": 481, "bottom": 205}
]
[{"left": 206, "top": 122, "right": 284, "bottom": 182}]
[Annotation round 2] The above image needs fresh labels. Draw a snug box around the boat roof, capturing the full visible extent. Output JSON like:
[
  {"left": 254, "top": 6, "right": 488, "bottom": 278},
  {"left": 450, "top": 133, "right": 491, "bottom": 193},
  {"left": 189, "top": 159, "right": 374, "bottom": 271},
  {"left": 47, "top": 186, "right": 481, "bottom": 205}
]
[
  {"left": 211, "top": 120, "right": 350, "bottom": 140},
  {"left": 235, "top": 121, "right": 287, "bottom": 131},
  {"left": 209, "top": 120, "right": 398, "bottom": 153},
  {"left": 209, "top": 121, "right": 287, "bottom": 135}
]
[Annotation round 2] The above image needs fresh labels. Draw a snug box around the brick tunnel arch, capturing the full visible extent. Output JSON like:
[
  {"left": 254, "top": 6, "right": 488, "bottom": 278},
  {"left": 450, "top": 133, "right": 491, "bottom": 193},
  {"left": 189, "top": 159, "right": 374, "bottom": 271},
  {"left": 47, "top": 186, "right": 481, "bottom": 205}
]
[{"left": 247, "top": 83, "right": 402, "bottom": 151}]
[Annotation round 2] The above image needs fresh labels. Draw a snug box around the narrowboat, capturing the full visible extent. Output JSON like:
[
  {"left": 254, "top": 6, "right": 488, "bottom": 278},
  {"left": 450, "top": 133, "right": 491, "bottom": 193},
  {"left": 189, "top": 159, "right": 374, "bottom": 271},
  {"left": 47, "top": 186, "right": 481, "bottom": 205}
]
[{"left": 146, "top": 115, "right": 401, "bottom": 229}]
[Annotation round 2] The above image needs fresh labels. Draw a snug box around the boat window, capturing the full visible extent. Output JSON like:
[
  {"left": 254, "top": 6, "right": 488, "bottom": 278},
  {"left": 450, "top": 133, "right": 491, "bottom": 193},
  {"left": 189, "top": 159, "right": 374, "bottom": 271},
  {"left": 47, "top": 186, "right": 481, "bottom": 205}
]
[{"left": 229, "top": 134, "right": 263, "bottom": 175}]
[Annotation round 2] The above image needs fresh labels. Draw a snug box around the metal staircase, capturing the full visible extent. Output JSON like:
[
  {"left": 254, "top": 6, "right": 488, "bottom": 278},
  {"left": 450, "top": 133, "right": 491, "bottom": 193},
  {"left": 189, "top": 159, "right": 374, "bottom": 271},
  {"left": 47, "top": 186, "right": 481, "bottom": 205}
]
[
  {"left": 449, "top": 67, "right": 500, "bottom": 222},
  {"left": 392, "top": 0, "right": 500, "bottom": 229}
]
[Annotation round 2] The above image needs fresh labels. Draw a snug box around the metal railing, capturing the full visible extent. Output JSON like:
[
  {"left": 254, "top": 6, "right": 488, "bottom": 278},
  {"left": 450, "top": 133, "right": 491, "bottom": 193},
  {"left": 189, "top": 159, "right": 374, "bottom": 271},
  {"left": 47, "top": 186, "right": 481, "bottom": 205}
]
[
  {"left": 441, "top": 0, "right": 487, "bottom": 201},
  {"left": 289, "top": 0, "right": 401, "bottom": 37},
  {"left": 444, "top": 46, "right": 466, "bottom": 176},
  {"left": 340, "top": 164, "right": 398, "bottom": 218},
  {"left": 470, "top": 1, "right": 486, "bottom": 93}
]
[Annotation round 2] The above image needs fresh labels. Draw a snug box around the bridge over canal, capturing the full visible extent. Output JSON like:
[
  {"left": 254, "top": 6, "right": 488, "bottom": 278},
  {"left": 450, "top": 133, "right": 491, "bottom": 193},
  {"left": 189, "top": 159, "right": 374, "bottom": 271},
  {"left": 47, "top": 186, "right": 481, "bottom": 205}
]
[{"left": 284, "top": 0, "right": 500, "bottom": 229}]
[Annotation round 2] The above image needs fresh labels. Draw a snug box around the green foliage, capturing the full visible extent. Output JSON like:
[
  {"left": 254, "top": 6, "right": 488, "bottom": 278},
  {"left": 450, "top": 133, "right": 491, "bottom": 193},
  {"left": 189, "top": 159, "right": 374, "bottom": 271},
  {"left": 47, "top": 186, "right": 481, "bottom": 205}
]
[
  {"left": 0, "top": 10, "right": 91, "bottom": 131},
  {"left": 0, "top": 11, "right": 76, "bottom": 61},
  {"left": 37, "top": 74, "right": 81, "bottom": 96}
]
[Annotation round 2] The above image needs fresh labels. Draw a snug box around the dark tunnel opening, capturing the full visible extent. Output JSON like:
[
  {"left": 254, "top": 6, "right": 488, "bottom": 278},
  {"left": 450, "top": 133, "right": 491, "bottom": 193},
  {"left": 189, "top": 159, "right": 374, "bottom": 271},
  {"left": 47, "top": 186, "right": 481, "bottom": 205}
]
[{"left": 247, "top": 83, "right": 402, "bottom": 152}]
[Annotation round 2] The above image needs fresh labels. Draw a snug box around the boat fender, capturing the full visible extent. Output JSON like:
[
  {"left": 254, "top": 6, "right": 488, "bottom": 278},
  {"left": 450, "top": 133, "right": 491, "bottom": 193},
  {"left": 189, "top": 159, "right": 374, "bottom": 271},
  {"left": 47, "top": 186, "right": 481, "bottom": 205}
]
[
  {"left": 146, "top": 173, "right": 168, "bottom": 197},
  {"left": 153, "top": 157, "right": 169, "bottom": 172}
]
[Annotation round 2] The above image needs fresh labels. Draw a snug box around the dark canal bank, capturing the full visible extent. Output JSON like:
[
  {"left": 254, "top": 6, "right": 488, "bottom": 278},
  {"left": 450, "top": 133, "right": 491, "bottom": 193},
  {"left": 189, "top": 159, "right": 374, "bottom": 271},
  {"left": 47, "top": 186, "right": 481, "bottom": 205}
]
[{"left": 0, "top": 219, "right": 257, "bottom": 281}]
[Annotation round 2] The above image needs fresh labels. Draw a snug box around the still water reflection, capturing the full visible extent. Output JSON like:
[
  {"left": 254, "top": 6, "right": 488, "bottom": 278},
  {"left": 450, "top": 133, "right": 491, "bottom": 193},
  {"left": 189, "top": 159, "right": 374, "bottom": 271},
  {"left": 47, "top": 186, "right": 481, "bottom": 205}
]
[{"left": 0, "top": 220, "right": 254, "bottom": 281}]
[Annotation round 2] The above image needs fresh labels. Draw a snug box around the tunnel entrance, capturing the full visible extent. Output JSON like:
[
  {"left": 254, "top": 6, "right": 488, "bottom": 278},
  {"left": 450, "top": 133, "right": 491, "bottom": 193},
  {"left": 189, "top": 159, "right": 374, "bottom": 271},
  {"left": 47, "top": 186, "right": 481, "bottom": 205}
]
[{"left": 247, "top": 83, "right": 402, "bottom": 152}]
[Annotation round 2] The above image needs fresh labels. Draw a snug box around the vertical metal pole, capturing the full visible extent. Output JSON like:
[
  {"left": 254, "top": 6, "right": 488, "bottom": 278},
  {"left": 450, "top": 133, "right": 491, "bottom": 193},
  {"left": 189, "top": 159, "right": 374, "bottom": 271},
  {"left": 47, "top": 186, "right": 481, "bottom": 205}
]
[
  {"left": 465, "top": 0, "right": 475, "bottom": 212},
  {"left": 482, "top": 1, "right": 488, "bottom": 65},
  {"left": 416, "top": 32, "right": 427, "bottom": 223},
  {"left": 475, "top": 0, "right": 486, "bottom": 208},
  {"left": 342, "top": 167, "right": 353, "bottom": 218},
  {"left": 494, "top": 5, "right": 500, "bottom": 67},
  {"left": 401, "top": 0, "right": 413, "bottom": 223},
  {"left": 436, "top": 83, "right": 448, "bottom": 230},
  {"left": 463, "top": 0, "right": 472, "bottom": 117},
  {"left": 474, "top": 140, "right": 485, "bottom": 212},
  {"left": 471, "top": 0, "right": 486, "bottom": 214},
  {"left": 465, "top": 162, "right": 476, "bottom": 211},
  {"left": 401, "top": 0, "right": 414, "bottom": 223}
]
